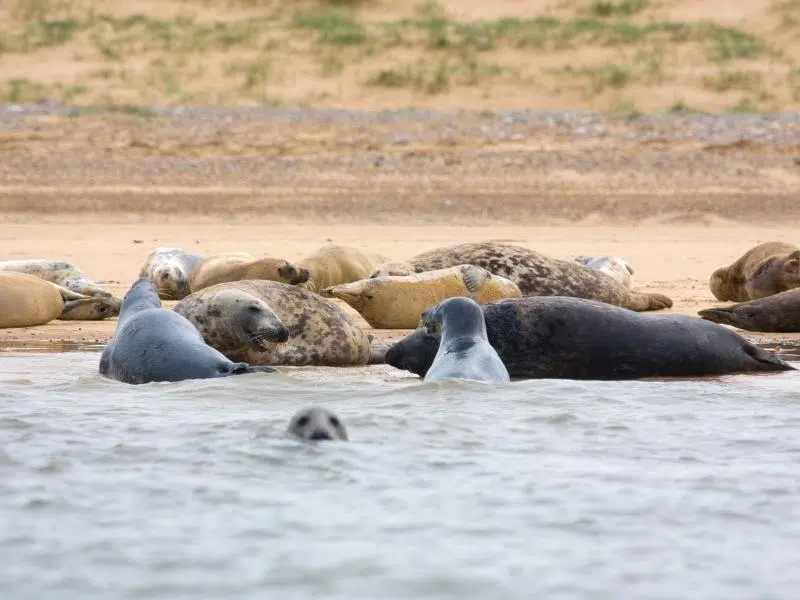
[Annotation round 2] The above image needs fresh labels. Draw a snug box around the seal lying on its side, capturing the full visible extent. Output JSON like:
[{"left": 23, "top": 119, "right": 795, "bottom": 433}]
[
  {"left": 421, "top": 297, "right": 510, "bottom": 384},
  {"left": 709, "top": 241, "right": 800, "bottom": 301},
  {"left": 189, "top": 252, "right": 310, "bottom": 292},
  {"left": 297, "top": 244, "right": 391, "bottom": 296},
  {"left": 174, "top": 280, "right": 376, "bottom": 366},
  {"left": 0, "top": 259, "right": 114, "bottom": 297},
  {"left": 327, "top": 265, "right": 521, "bottom": 329},
  {"left": 386, "top": 296, "right": 794, "bottom": 380},
  {"left": 699, "top": 288, "right": 800, "bottom": 333},
  {"left": 287, "top": 406, "right": 348, "bottom": 441},
  {"left": 100, "top": 278, "right": 277, "bottom": 385},
  {"left": 380, "top": 242, "right": 671, "bottom": 312},
  {"left": 138, "top": 247, "right": 205, "bottom": 300},
  {"left": 573, "top": 255, "right": 634, "bottom": 289}
]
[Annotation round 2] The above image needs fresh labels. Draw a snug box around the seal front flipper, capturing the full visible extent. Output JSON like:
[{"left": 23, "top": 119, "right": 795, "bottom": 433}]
[
  {"left": 229, "top": 363, "right": 278, "bottom": 375},
  {"left": 460, "top": 265, "right": 490, "bottom": 294},
  {"left": 625, "top": 291, "right": 673, "bottom": 312}
]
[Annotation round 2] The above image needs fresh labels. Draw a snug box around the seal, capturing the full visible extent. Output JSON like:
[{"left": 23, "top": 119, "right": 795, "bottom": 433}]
[
  {"left": 698, "top": 288, "right": 800, "bottom": 333},
  {"left": 573, "top": 255, "right": 634, "bottom": 289},
  {"left": 421, "top": 296, "right": 510, "bottom": 384},
  {"left": 173, "top": 280, "right": 377, "bottom": 366},
  {"left": 138, "top": 247, "right": 205, "bottom": 301},
  {"left": 189, "top": 252, "right": 310, "bottom": 292},
  {"left": 709, "top": 241, "right": 800, "bottom": 301},
  {"left": 397, "top": 242, "right": 672, "bottom": 312},
  {"left": 99, "top": 278, "right": 277, "bottom": 385},
  {"left": 369, "top": 261, "right": 415, "bottom": 278},
  {"left": 286, "top": 406, "right": 348, "bottom": 441},
  {"left": 0, "top": 259, "right": 115, "bottom": 298},
  {"left": 297, "top": 244, "right": 391, "bottom": 296},
  {"left": 327, "top": 265, "right": 522, "bottom": 329},
  {"left": 385, "top": 296, "right": 794, "bottom": 380}
]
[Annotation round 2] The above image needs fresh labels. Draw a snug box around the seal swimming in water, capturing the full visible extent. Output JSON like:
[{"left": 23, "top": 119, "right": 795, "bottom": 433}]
[
  {"left": 699, "top": 288, "right": 800, "bottom": 333},
  {"left": 0, "top": 259, "right": 115, "bottom": 298},
  {"left": 138, "top": 247, "right": 205, "bottom": 300},
  {"left": 286, "top": 406, "right": 348, "bottom": 441},
  {"left": 421, "top": 296, "right": 510, "bottom": 384},
  {"left": 573, "top": 255, "right": 634, "bottom": 289},
  {"left": 709, "top": 241, "right": 800, "bottom": 301},
  {"left": 374, "top": 242, "right": 672, "bottom": 312},
  {"left": 99, "top": 278, "right": 277, "bottom": 385},
  {"left": 327, "top": 265, "right": 521, "bottom": 329},
  {"left": 189, "top": 252, "right": 310, "bottom": 292},
  {"left": 385, "top": 296, "right": 794, "bottom": 380},
  {"left": 297, "top": 244, "right": 391, "bottom": 296},
  {"left": 173, "top": 280, "right": 377, "bottom": 366}
]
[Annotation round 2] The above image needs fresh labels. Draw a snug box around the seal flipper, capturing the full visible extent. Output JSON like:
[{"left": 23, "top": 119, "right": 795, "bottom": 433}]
[
  {"left": 460, "top": 265, "right": 490, "bottom": 294},
  {"left": 742, "top": 343, "right": 795, "bottom": 372},
  {"left": 697, "top": 307, "right": 738, "bottom": 327},
  {"left": 228, "top": 362, "right": 278, "bottom": 375},
  {"left": 625, "top": 291, "right": 673, "bottom": 312}
]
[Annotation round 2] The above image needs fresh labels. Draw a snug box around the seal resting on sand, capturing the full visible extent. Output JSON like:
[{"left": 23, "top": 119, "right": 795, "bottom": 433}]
[
  {"left": 297, "top": 244, "right": 391, "bottom": 296},
  {"left": 374, "top": 242, "right": 671, "bottom": 312},
  {"left": 699, "top": 288, "right": 800, "bottom": 333},
  {"left": 99, "top": 278, "right": 276, "bottom": 384},
  {"left": 287, "top": 406, "right": 348, "bottom": 441},
  {"left": 385, "top": 296, "right": 794, "bottom": 380},
  {"left": 138, "top": 247, "right": 205, "bottom": 300},
  {"left": 421, "top": 297, "right": 510, "bottom": 384},
  {"left": 573, "top": 255, "right": 634, "bottom": 289},
  {"left": 0, "top": 259, "right": 115, "bottom": 298},
  {"left": 327, "top": 265, "right": 521, "bottom": 329},
  {"left": 189, "top": 252, "right": 310, "bottom": 292},
  {"left": 173, "top": 280, "right": 376, "bottom": 366},
  {"left": 709, "top": 241, "right": 800, "bottom": 301}
]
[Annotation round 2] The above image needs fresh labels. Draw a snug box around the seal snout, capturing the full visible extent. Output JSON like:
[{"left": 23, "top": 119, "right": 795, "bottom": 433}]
[
  {"left": 281, "top": 264, "right": 311, "bottom": 285},
  {"left": 309, "top": 429, "right": 333, "bottom": 441}
]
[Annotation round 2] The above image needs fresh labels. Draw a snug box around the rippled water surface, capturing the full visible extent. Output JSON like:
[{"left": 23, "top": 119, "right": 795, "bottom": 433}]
[{"left": 2, "top": 347, "right": 800, "bottom": 600}]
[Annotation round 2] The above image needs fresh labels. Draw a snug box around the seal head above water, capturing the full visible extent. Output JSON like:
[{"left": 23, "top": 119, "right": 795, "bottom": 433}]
[{"left": 287, "top": 406, "right": 348, "bottom": 441}]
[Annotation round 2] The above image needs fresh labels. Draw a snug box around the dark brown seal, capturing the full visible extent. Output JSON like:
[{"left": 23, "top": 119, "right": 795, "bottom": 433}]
[
  {"left": 709, "top": 241, "right": 800, "bottom": 301},
  {"left": 699, "top": 288, "right": 800, "bottom": 332}
]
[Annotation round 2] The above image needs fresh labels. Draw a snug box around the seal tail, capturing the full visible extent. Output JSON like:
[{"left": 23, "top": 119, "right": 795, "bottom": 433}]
[
  {"left": 228, "top": 362, "right": 278, "bottom": 375},
  {"left": 742, "top": 344, "right": 796, "bottom": 372}
]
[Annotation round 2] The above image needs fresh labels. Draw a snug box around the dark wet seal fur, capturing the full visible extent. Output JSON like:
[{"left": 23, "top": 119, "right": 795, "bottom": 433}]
[
  {"left": 386, "top": 296, "right": 795, "bottom": 380},
  {"left": 287, "top": 406, "right": 348, "bottom": 441},
  {"left": 699, "top": 288, "right": 800, "bottom": 333},
  {"left": 174, "top": 279, "right": 376, "bottom": 366},
  {"left": 99, "top": 278, "right": 276, "bottom": 385},
  {"left": 709, "top": 241, "right": 800, "bottom": 302},
  {"left": 406, "top": 242, "right": 672, "bottom": 312}
]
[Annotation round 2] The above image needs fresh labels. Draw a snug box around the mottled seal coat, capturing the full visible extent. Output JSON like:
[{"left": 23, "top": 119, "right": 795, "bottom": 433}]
[
  {"left": 287, "top": 406, "right": 348, "bottom": 441},
  {"left": 0, "top": 259, "right": 114, "bottom": 298},
  {"left": 297, "top": 244, "right": 391, "bottom": 296},
  {"left": 699, "top": 288, "right": 800, "bottom": 333},
  {"left": 173, "top": 280, "right": 375, "bottom": 366},
  {"left": 100, "top": 278, "right": 276, "bottom": 385},
  {"left": 138, "top": 247, "right": 205, "bottom": 300},
  {"left": 709, "top": 241, "right": 800, "bottom": 301},
  {"left": 421, "top": 297, "right": 510, "bottom": 384},
  {"left": 573, "top": 255, "right": 634, "bottom": 289},
  {"left": 385, "top": 296, "right": 794, "bottom": 380},
  {"left": 189, "top": 252, "right": 310, "bottom": 292},
  {"left": 396, "top": 242, "right": 672, "bottom": 312},
  {"left": 327, "top": 265, "right": 521, "bottom": 329}
]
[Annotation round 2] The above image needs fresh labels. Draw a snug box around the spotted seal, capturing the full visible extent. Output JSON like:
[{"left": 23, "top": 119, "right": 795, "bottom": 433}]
[
  {"left": 297, "top": 244, "right": 391, "bottom": 296},
  {"left": 189, "top": 252, "right": 310, "bottom": 292},
  {"left": 173, "top": 280, "right": 377, "bottom": 366},
  {"left": 138, "top": 247, "right": 205, "bottom": 301},
  {"left": 99, "top": 278, "right": 276, "bottom": 384},
  {"left": 376, "top": 242, "right": 671, "bottom": 311},
  {"left": 421, "top": 296, "right": 510, "bottom": 383},
  {"left": 0, "top": 259, "right": 115, "bottom": 298},
  {"left": 286, "top": 406, "right": 348, "bottom": 441},
  {"left": 699, "top": 288, "right": 800, "bottom": 333},
  {"left": 573, "top": 255, "right": 634, "bottom": 289},
  {"left": 327, "top": 265, "right": 521, "bottom": 329},
  {"left": 385, "top": 296, "right": 794, "bottom": 380},
  {"left": 709, "top": 241, "right": 800, "bottom": 301}
]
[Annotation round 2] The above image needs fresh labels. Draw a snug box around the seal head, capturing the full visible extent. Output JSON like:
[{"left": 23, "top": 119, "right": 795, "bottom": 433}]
[{"left": 287, "top": 406, "right": 348, "bottom": 441}]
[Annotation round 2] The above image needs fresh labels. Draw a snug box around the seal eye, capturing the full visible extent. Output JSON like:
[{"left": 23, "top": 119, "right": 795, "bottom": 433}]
[
  {"left": 296, "top": 416, "right": 309, "bottom": 428},
  {"left": 329, "top": 416, "right": 340, "bottom": 427}
]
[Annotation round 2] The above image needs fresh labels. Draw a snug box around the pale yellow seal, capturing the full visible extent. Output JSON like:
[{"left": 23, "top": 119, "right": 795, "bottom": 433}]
[
  {"left": 297, "top": 244, "right": 391, "bottom": 296},
  {"left": 189, "top": 252, "right": 310, "bottom": 293}
]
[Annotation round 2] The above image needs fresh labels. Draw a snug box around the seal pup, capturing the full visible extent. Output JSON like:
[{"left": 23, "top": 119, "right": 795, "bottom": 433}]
[
  {"left": 287, "top": 406, "right": 348, "bottom": 441},
  {"left": 296, "top": 244, "right": 391, "bottom": 296},
  {"left": 421, "top": 297, "right": 510, "bottom": 384},
  {"left": 398, "top": 242, "right": 671, "bottom": 312},
  {"left": 100, "top": 278, "right": 277, "bottom": 385},
  {"left": 386, "top": 296, "right": 794, "bottom": 380},
  {"left": 709, "top": 241, "right": 800, "bottom": 301},
  {"left": 189, "top": 252, "right": 310, "bottom": 293},
  {"left": 699, "top": 288, "right": 800, "bottom": 333},
  {"left": 138, "top": 247, "right": 205, "bottom": 301},
  {"left": 174, "top": 280, "right": 376, "bottom": 366},
  {"left": 0, "top": 259, "right": 114, "bottom": 298},
  {"left": 573, "top": 255, "right": 634, "bottom": 289},
  {"left": 327, "top": 265, "right": 522, "bottom": 329}
]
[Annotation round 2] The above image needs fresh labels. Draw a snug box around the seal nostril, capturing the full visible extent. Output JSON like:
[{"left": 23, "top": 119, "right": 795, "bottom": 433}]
[{"left": 309, "top": 429, "right": 332, "bottom": 441}]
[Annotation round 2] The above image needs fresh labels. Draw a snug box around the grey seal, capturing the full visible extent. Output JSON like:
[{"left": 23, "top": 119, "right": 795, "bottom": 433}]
[
  {"left": 386, "top": 296, "right": 794, "bottom": 380},
  {"left": 421, "top": 296, "right": 510, "bottom": 384},
  {"left": 699, "top": 288, "right": 800, "bottom": 332},
  {"left": 100, "top": 278, "right": 277, "bottom": 384},
  {"left": 286, "top": 406, "right": 348, "bottom": 441},
  {"left": 710, "top": 241, "right": 800, "bottom": 301},
  {"left": 138, "top": 247, "right": 205, "bottom": 300}
]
